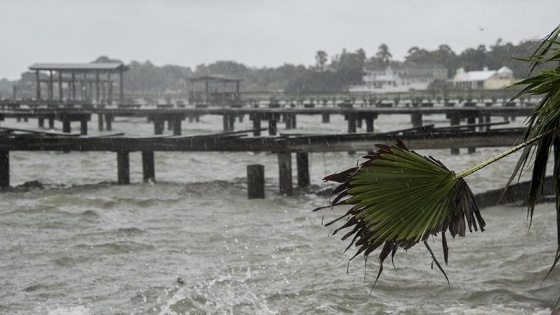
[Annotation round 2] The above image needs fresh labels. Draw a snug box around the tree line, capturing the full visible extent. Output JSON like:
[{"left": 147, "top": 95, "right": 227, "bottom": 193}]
[
  {"left": 0, "top": 38, "right": 544, "bottom": 97},
  {"left": 121, "top": 38, "right": 543, "bottom": 93}
]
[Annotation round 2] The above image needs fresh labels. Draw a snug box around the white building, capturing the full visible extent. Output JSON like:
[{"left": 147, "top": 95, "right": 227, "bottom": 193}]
[
  {"left": 452, "top": 66, "right": 516, "bottom": 89},
  {"left": 350, "top": 63, "right": 448, "bottom": 93}
]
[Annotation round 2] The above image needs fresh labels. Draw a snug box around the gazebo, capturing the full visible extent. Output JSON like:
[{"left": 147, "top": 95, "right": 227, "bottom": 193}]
[
  {"left": 28, "top": 62, "right": 128, "bottom": 103},
  {"left": 187, "top": 74, "right": 243, "bottom": 106}
]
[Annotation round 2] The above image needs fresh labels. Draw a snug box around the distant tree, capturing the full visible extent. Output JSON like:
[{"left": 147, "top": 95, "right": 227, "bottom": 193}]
[
  {"left": 315, "top": 50, "right": 328, "bottom": 71},
  {"left": 376, "top": 44, "right": 392, "bottom": 65},
  {"left": 92, "top": 56, "right": 122, "bottom": 63},
  {"left": 356, "top": 48, "right": 366, "bottom": 64}
]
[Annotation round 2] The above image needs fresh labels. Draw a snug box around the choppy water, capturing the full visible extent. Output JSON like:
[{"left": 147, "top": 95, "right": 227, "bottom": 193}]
[{"left": 0, "top": 110, "right": 559, "bottom": 314}]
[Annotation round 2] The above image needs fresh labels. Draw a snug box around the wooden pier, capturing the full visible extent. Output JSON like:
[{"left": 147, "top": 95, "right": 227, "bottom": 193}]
[
  {"left": 0, "top": 126, "right": 524, "bottom": 195},
  {"left": 0, "top": 99, "right": 534, "bottom": 138}
]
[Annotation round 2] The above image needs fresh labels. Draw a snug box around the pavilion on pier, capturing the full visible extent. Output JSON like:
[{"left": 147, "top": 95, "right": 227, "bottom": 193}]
[
  {"left": 28, "top": 62, "right": 128, "bottom": 103},
  {"left": 187, "top": 75, "right": 243, "bottom": 106}
]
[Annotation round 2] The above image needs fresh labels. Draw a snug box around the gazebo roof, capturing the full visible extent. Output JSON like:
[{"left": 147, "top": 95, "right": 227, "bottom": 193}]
[
  {"left": 188, "top": 74, "right": 243, "bottom": 83},
  {"left": 29, "top": 62, "right": 128, "bottom": 71}
]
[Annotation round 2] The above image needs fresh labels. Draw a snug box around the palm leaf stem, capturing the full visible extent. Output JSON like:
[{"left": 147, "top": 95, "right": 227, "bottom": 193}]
[{"left": 455, "top": 126, "right": 560, "bottom": 179}]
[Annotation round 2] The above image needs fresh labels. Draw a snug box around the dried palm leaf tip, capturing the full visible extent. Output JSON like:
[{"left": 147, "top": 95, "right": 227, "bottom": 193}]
[{"left": 315, "top": 139, "right": 485, "bottom": 288}]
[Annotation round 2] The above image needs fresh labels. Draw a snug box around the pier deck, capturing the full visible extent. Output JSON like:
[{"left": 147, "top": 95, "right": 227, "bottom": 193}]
[{"left": 0, "top": 126, "right": 525, "bottom": 195}]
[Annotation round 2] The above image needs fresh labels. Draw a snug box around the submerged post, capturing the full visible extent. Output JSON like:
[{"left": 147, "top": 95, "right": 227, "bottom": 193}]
[
  {"left": 142, "top": 151, "right": 155, "bottom": 182},
  {"left": 247, "top": 164, "right": 265, "bottom": 199},
  {"left": 0, "top": 151, "right": 9, "bottom": 187},
  {"left": 117, "top": 151, "right": 130, "bottom": 185}
]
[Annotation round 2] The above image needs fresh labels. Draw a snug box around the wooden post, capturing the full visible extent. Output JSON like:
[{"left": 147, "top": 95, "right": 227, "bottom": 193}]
[
  {"left": 117, "top": 151, "right": 130, "bottom": 185},
  {"left": 173, "top": 117, "right": 182, "bottom": 136},
  {"left": 467, "top": 116, "right": 476, "bottom": 154},
  {"left": 48, "top": 116, "right": 55, "bottom": 129},
  {"left": 105, "top": 114, "right": 113, "bottom": 131},
  {"left": 411, "top": 112, "right": 423, "bottom": 128},
  {"left": 278, "top": 152, "right": 293, "bottom": 195},
  {"left": 365, "top": 113, "right": 377, "bottom": 133},
  {"left": 71, "top": 71, "right": 76, "bottom": 101},
  {"left": 478, "top": 116, "right": 485, "bottom": 132},
  {"left": 154, "top": 118, "right": 164, "bottom": 135},
  {"left": 38, "top": 117, "right": 44, "bottom": 128},
  {"left": 119, "top": 70, "right": 124, "bottom": 102},
  {"left": 205, "top": 81, "right": 209, "bottom": 104},
  {"left": 98, "top": 113, "right": 104, "bottom": 131},
  {"left": 235, "top": 81, "right": 240, "bottom": 101},
  {"left": 450, "top": 116, "right": 460, "bottom": 155},
  {"left": 62, "top": 119, "right": 71, "bottom": 133},
  {"left": 322, "top": 113, "right": 330, "bottom": 123},
  {"left": 95, "top": 71, "right": 100, "bottom": 104},
  {"left": 142, "top": 151, "right": 155, "bottom": 182},
  {"left": 223, "top": 114, "right": 232, "bottom": 132},
  {"left": 58, "top": 70, "right": 63, "bottom": 101},
  {"left": 0, "top": 151, "right": 9, "bottom": 187},
  {"left": 347, "top": 112, "right": 357, "bottom": 133},
  {"left": 252, "top": 115, "right": 261, "bottom": 136},
  {"left": 48, "top": 70, "right": 54, "bottom": 100},
  {"left": 485, "top": 114, "right": 491, "bottom": 131},
  {"left": 268, "top": 117, "right": 277, "bottom": 136},
  {"left": 80, "top": 119, "right": 88, "bottom": 135},
  {"left": 108, "top": 79, "right": 113, "bottom": 104},
  {"left": 35, "top": 70, "right": 41, "bottom": 101},
  {"left": 296, "top": 152, "right": 310, "bottom": 187},
  {"left": 285, "top": 113, "right": 297, "bottom": 129},
  {"left": 247, "top": 164, "right": 265, "bottom": 199}
]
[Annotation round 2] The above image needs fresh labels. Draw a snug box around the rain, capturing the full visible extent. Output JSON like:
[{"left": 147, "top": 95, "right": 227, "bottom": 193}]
[{"left": 0, "top": 1, "right": 559, "bottom": 314}]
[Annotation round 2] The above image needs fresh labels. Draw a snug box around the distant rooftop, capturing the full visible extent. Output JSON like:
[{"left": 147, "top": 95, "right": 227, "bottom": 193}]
[
  {"left": 454, "top": 66, "right": 513, "bottom": 82},
  {"left": 29, "top": 62, "right": 128, "bottom": 71},
  {"left": 188, "top": 74, "right": 243, "bottom": 83}
]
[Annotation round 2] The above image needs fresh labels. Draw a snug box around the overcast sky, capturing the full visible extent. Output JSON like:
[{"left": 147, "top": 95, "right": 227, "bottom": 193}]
[{"left": 1, "top": 0, "right": 558, "bottom": 80}]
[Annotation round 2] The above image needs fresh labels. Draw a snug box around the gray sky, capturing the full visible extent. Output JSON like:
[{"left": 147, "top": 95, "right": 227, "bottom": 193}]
[{"left": 1, "top": 0, "right": 558, "bottom": 80}]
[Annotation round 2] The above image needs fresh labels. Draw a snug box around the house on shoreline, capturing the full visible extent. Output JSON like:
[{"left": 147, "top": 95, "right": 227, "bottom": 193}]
[
  {"left": 350, "top": 63, "right": 448, "bottom": 93},
  {"left": 452, "top": 66, "right": 516, "bottom": 89}
]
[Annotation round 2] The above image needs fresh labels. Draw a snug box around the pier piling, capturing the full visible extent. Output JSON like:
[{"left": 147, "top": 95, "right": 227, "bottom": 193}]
[
  {"left": 278, "top": 152, "right": 293, "bottom": 195},
  {"left": 142, "top": 151, "right": 155, "bottom": 182},
  {"left": 296, "top": 152, "right": 310, "bottom": 187},
  {"left": 117, "top": 151, "right": 130, "bottom": 185}
]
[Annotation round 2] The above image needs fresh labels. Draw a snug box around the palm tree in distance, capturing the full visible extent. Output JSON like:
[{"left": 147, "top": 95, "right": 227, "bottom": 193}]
[
  {"left": 317, "top": 24, "right": 560, "bottom": 288},
  {"left": 376, "top": 44, "right": 392, "bottom": 66}
]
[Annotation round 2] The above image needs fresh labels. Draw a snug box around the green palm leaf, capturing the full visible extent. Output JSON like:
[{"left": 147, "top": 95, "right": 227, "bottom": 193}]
[
  {"left": 316, "top": 139, "right": 485, "bottom": 287},
  {"left": 508, "top": 24, "right": 560, "bottom": 283},
  {"left": 316, "top": 24, "right": 560, "bottom": 291}
]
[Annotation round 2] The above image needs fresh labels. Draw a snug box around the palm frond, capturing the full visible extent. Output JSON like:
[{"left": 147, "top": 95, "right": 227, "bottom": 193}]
[
  {"left": 316, "top": 140, "right": 485, "bottom": 287},
  {"left": 508, "top": 24, "right": 560, "bottom": 282}
]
